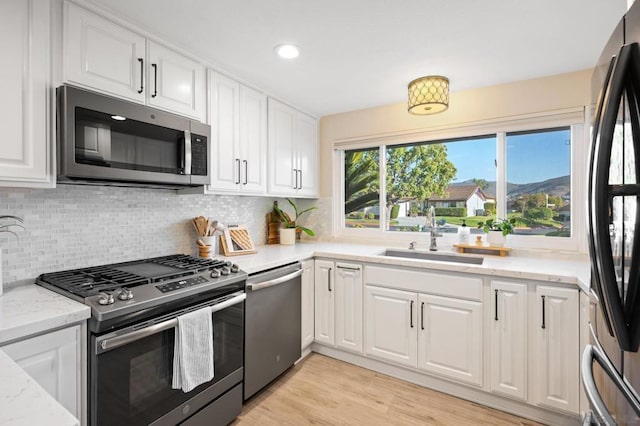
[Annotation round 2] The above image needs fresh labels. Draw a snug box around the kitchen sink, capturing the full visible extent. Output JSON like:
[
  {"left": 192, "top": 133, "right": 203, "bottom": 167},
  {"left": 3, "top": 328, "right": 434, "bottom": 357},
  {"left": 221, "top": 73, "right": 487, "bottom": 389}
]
[{"left": 381, "top": 249, "right": 484, "bottom": 265}]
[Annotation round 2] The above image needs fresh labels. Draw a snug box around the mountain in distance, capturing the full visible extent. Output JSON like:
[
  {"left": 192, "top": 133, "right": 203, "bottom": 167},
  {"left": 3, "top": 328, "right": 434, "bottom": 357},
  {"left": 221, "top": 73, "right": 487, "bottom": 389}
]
[{"left": 454, "top": 175, "right": 570, "bottom": 199}]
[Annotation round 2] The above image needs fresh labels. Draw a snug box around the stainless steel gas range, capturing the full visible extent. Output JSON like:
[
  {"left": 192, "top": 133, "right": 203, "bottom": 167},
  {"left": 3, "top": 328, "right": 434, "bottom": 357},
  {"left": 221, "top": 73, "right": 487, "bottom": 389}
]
[{"left": 37, "top": 254, "right": 246, "bottom": 426}]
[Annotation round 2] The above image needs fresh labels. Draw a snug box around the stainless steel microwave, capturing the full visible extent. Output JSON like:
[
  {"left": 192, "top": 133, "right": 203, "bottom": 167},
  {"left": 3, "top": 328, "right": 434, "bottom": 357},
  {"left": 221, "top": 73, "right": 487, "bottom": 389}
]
[{"left": 57, "top": 85, "right": 209, "bottom": 187}]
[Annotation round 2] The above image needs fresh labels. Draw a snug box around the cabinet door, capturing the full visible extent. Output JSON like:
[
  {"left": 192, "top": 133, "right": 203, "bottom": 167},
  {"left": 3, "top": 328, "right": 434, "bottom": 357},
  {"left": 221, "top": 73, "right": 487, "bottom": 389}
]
[
  {"left": 65, "top": 2, "right": 146, "bottom": 103},
  {"left": 295, "top": 112, "right": 319, "bottom": 197},
  {"left": 533, "top": 286, "right": 579, "bottom": 414},
  {"left": 2, "top": 326, "right": 81, "bottom": 419},
  {"left": 301, "top": 259, "right": 315, "bottom": 350},
  {"left": 268, "top": 98, "right": 296, "bottom": 196},
  {"left": 490, "top": 281, "right": 527, "bottom": 400},
  {"left": 417, "top": 294, "right": 482, "bottom": 386},
  {"left": 335, "top": 263, "right": 363, "bottom": 353},
  {"left": 208, "top": 70, "right": 240, "bottom": 192},
  {"left": 364, "top": 285, "right": 417, "bottom": 368},
  {"left": 239, "top": 85, "right": 267, "bottom": 194},
  {"left": 314, "top": 260, "right": 335, "bottom": 346},
  {"left": 0, "top": 0, "right": 53, "bottom": 186},
  {"left": 147, "top": 42, "right": 205, "bottom": 121}
]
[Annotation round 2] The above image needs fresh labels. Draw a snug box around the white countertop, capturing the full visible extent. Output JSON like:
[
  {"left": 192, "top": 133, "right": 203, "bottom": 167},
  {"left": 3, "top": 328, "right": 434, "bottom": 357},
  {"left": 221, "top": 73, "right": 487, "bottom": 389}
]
[
  {"left": 0, "top": 285, "right": 90, "bottom": 345},
  {"left": 223, "top": 242, "right": 590, "bottom": 292},
  {"left": 0, "top": 285, "right": 89, "bottom": 426},
  {"left": 0, "top": 349, "right": 78, "bottom": 426}
]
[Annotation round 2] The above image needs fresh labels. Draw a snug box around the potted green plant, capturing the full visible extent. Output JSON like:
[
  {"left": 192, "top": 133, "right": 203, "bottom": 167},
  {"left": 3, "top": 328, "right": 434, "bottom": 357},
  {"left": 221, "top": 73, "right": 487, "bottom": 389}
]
[
  {"left": 272, "top": 199, "right": 317, "bottom": 245},
  {"left": 477, "top": 217, "right": 516, "bottom": 247}
]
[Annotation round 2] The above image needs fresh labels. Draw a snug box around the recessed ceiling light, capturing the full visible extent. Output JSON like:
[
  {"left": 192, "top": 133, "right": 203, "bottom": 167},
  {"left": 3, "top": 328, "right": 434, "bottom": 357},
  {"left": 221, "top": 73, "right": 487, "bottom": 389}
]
[
  {"left": 111, "top": 115, "right": 126, "bottom": 121},
  {"left": 274, "top": 44, "right": 299, "bottom": 59}
]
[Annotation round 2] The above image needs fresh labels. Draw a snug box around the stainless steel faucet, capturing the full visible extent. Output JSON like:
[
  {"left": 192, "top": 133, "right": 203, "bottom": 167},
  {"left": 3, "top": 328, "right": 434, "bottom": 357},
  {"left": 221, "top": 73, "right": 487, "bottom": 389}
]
[{"left": 428, "top": 206, "right": 441, "bottom": 251}]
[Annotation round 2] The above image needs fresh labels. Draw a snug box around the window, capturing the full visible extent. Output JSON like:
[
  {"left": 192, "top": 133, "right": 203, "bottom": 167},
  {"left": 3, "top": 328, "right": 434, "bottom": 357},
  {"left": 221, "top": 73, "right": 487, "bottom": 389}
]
[
  {"left": 344, "top": 148, "right": 379, "bottom": 228},
  {"left": 506, "top": 127, "right": 571, "bottom": 238},
  {"left": 384, "top": 136, "right": 495, "bottom": 233},
  {"left": 336, "top": 118, "right": 583, "bottom": 251}
]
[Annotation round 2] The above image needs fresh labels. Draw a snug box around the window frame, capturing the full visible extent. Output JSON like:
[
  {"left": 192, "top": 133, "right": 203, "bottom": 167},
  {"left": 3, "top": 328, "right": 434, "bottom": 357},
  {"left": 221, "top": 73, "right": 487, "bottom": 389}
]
[{"left": 332, "top": 109, "right": 588, "bottom": 252}]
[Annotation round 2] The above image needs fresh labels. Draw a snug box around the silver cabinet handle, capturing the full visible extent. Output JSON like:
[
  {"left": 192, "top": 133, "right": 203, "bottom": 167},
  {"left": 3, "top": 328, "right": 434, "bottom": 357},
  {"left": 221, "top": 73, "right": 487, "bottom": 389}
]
[
  {"left": 327, "top": 267, "right": 332, "bottom": 292},
  {"left": 494, "top": 289, "right": 499, "bottom": 321},
  {"left": 97, "top": 292, "right": 246, "bottom": 354},
  {"left": 235, "top": 158, "right": 241, "bottom": 184},
  {"left": 421, "top": 302, "right": 425, "bottom": 330},
  {"left": 247, "top": 268, "right": 303, "bottom": 292},
  {"left": 410, "top": 300, "right": 414, "bottom": 328},
  {"left": 243, "top": 160, "right": 248, "bottom": 185},
  {"left": 298, "top": 169, "right": 302, "bottom": 189},
  {"left": 293, "top": 168, "right": 298, "bottom": 189},
  {"left": 541, "top": 295, "right": 546, "bottom": 329}
]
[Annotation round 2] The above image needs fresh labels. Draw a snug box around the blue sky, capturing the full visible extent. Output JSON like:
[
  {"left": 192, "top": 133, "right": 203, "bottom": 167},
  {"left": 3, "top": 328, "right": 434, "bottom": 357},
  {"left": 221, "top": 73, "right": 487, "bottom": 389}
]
[{"left": 444, "top": 129, "right": 571, "bottom": 184}]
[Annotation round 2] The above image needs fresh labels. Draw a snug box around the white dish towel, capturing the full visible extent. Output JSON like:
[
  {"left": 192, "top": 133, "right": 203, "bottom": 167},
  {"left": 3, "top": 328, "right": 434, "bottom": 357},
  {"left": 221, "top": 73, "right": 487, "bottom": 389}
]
[{"left": 172, "top": 307, "right": 214, "bottom": 392}]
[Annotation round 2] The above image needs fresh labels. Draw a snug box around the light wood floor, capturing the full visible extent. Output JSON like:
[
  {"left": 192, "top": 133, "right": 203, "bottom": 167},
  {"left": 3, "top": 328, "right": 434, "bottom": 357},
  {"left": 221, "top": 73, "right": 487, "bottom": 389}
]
[{"left": 234, "top": 353, "right": 542, "bottom": 425}]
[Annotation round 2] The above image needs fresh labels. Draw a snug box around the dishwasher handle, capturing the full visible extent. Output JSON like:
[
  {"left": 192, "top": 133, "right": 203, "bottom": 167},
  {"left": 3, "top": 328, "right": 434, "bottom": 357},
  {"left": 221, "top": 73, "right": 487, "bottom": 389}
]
[{"left": 247, "top": 268, "right": 303, "bottom": 292}]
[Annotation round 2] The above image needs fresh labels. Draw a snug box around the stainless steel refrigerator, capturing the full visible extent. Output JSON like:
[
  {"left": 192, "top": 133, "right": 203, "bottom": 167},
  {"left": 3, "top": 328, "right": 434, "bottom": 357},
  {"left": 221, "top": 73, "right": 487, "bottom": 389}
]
[{"left": 585, "top": 1, "right": 640, "bottom": 424}]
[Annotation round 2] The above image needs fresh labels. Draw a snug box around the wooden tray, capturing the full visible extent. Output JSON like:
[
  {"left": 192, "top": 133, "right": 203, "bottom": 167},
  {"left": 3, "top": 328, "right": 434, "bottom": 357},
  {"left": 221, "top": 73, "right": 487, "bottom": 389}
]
[
  {"left": 453, "top": 243, "right": 511, "bottom": 257},
  {"left": 220, "top": 225, "right": 257, "bottom": 256}
]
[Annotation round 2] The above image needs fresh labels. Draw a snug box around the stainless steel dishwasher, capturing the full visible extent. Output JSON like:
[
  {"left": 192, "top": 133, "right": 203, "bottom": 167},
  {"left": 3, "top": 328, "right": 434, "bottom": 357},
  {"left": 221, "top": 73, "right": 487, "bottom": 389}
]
[{"left": 244, "top": 262, "right": 302, "bottom": 400}]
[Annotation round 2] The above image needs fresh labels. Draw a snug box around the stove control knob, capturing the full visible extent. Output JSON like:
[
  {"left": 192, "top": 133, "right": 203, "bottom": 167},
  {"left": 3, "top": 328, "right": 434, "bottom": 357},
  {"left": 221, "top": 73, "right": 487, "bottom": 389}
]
[
  {"left": 224, "top": 261, "right": 232, "bottom": 267},
  {"left": 230, "top": 264, "right": 239, "bottom": 273},
  {"left": 221, "top": 267, "right": 231, "bottom": 276},
  {"left": 210, "top": 269, "right": 221, "bottom": 279},
  {"left": 117, "top": 288, "right": 133, "bottom": 301},
  {"left": 98, "top": 292, "right": 115, "bottom": 306}
]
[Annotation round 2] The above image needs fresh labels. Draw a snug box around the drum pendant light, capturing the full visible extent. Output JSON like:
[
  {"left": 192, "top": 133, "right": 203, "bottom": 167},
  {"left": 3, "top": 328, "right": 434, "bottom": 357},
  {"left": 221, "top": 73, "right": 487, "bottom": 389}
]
[{"left": 407, "top": 75, "right": 449, "bottom": 115}]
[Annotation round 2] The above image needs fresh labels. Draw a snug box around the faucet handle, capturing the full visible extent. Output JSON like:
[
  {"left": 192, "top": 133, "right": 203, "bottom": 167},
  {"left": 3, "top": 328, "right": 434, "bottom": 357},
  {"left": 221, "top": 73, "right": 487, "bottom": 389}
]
[{"left": 409, "top": 241, "right": 417, "bottom": 249}]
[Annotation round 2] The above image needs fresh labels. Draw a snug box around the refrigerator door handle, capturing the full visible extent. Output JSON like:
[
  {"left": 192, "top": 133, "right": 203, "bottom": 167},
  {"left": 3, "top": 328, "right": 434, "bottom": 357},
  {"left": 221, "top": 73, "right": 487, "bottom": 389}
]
[
  {"left": 591, "top": 43, "right": 639, "bottom": 351},
  {"left": 582, "top": 325, "right": 640, "bottom": 424}
]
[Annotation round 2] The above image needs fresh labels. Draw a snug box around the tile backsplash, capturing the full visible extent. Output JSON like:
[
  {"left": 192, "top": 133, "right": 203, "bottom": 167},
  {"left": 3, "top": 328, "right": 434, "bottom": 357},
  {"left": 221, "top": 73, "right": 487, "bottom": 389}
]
[{"left": 0, "top": 185, "right": 328, "bottom": 286}]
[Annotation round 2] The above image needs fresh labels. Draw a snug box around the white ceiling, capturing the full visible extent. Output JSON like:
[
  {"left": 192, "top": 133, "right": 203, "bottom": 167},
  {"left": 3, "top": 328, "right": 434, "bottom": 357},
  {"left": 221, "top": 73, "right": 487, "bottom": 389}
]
[{"left": 90, "top": 0, "right": 626, "bottom": 117}]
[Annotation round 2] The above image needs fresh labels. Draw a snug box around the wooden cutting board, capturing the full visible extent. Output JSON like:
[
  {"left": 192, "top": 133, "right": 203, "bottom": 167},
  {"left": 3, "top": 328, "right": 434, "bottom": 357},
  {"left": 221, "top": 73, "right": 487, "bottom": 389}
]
[{"left": 221, "top": 225, "right": 257, "bottom": 256}]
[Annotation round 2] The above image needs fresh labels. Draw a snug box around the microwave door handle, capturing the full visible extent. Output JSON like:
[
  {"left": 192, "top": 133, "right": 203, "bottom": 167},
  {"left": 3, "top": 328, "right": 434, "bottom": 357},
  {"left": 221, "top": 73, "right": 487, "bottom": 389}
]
[
  {"left": 96, "top": 292, "right": 246, "bottom": 354},
  {"left": 592, "top": 43, "right": 634, "bottom": 350},
  {"left": 183, "top": 130, "right": 192, "bottom": 175}
]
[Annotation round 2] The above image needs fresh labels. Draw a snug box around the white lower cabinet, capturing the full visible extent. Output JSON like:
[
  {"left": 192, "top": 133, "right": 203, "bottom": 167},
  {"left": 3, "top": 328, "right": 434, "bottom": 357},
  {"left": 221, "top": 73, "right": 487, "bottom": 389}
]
[
  {"left": 301, "top": 259, "right": 315, "bottom": 351},
  {"left": 490, "top": 280, "right": 528, "bottom": 401},
  {"left": 364, "top": 284, "right": 482, "bottom": 386},
  {"left": 532, "top": 285, "right": 580, "bottom": 414},
  {"left": 364, "top": 286, "right": 417, "bottom": 367},
  {"left": 2, "top": 325, "right": 83, "bottom": 420},
  {"left": 314, "top": 260, "right": 363, "bottom": 354},
  {"left": 417, "top": 294, "right": 482, "bottom": 387}
]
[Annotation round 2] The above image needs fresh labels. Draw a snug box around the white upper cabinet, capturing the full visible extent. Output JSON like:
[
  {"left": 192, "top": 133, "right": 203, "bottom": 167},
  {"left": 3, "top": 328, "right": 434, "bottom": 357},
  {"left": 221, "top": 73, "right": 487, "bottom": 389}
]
[
  {"left": 65, "top": 2, "right": 146, "bottom": 104},
  {"left": 268, "top": 98, "right": 318, "bottom": 198},
  {"left": 0, "top": 0, "right": 54, "bottom": 187},
  {"left": 64, "top": 2, "right": 205, "bottom": 121},
  {"left": 207, "top": 70, "right": 266, "bottom": 195},
  {"left": 147, "top": 42, "right": 205, "bottom": 121}
]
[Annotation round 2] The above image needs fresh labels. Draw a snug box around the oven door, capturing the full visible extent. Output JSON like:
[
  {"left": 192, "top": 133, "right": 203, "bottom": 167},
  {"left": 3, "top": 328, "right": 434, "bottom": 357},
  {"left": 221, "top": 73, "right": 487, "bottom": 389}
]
[{"left": 90, "top": 292, "right": 244, "bottom": 426}]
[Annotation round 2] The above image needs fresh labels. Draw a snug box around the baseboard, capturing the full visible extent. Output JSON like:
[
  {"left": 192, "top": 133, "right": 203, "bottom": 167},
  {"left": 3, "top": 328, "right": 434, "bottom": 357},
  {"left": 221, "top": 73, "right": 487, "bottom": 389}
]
[{"left": 311, "top": 344, "right": 580, "bottom": 426}]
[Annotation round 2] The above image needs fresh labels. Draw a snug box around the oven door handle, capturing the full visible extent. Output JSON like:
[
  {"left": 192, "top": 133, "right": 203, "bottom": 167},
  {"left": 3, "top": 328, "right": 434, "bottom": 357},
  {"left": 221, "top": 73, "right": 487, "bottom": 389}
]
[{"left": 96, "top": 292, "right": 246, "bottom": 354}]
